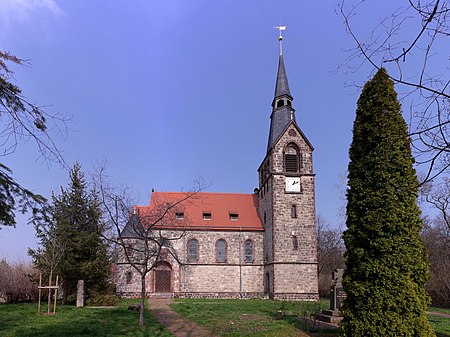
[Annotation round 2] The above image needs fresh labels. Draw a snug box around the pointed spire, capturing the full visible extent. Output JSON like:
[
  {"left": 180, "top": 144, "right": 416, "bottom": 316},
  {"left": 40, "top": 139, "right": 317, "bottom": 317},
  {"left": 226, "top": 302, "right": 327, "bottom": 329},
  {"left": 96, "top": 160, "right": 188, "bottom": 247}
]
[
  {"left": 267, "top": 26, "right": 297, "bottom": 152},
  {"left": 274, "top": 55, "right": 292, "bottom": 99},
  {"left": 273, "top": 25, "right": 292, "bottom": 99}
]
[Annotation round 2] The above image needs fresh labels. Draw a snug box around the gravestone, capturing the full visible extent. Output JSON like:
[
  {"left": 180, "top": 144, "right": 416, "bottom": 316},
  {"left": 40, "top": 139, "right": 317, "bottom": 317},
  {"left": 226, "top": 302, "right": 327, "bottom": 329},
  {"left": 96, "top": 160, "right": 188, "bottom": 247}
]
[{"left": 76, "top": 280, "right": 85, "bottom": 307}]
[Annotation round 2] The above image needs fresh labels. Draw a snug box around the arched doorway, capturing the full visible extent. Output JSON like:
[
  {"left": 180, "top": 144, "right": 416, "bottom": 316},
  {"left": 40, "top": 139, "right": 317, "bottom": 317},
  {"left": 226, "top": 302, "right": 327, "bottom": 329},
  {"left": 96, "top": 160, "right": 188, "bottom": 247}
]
[{"left": 154, "top": 261, "right": 172, "bottom": 293}]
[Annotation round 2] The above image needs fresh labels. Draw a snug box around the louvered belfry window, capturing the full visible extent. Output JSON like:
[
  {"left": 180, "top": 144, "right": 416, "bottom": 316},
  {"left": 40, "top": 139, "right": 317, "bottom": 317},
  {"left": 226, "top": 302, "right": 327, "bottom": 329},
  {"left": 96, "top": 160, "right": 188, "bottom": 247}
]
[{"left": 285, "top": 145, "right": 299, "bottom": 172}]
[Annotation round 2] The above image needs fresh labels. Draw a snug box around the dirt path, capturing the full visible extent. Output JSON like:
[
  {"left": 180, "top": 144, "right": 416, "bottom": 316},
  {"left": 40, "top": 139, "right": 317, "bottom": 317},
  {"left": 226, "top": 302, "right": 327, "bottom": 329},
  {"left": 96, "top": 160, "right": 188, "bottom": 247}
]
[
  {"left": 427, "top": 311, "right": 450, "bottom": 319},
  {"left": 149, "top": 298, "right": 218, "bottom": 337}
]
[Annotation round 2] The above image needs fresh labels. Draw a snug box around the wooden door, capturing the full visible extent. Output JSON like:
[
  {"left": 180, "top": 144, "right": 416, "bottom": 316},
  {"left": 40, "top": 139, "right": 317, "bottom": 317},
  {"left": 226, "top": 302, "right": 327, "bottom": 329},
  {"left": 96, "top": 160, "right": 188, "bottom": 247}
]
[{"left": 155, "top": 270, "right": 171, "bottom": 293}]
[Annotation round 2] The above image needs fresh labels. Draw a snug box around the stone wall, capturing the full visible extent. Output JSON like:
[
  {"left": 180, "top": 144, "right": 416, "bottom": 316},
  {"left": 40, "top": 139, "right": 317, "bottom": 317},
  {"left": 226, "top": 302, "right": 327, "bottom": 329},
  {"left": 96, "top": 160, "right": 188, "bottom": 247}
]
[
  {"left": 116, "top": 229, "right": 265, "bottom": 297},
  {"left": 274, "top": 263, "right": 318, "bottom": 293},
  {"left": 258, "top": 123, "right": 319, "bottom": 300},
  {"left": 258, "top": 156, "right": 275, "bottom": 294}
]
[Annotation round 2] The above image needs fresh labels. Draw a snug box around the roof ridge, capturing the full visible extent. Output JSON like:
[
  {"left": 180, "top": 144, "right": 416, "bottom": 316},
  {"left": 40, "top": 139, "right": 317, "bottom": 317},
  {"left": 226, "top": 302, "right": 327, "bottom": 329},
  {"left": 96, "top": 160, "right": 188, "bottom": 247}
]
[{"left": 152, "top": 191, "right": 255, "bottom": 196}]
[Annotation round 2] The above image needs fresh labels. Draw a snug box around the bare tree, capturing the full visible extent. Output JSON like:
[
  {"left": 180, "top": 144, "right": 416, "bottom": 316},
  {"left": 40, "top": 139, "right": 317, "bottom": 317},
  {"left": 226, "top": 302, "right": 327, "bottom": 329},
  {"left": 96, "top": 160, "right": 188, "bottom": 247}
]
[
  {"left": 28, "top": 208, "right": 66, "bottom": 280},
  {"left": 423, "top": 178, "right": 450, "bottom": 230},
  {"left": 316, "top": 214, "right": 345, "bottom": 297},
  {"left": 93, "top": 166, "right": 205, "bottom": 326},
  {"left": 338, "top": 0, "right": 450, "bottom": 183},
  {"left": 420, "top": 178, "right": 450, "bottom": 306},
  {"left": 422, "top": 217, "right": 450, "bottom": 307},
  {"left": 0, "top": 259, "right": 38, "bottom": 303},
  {"left": 0, "top": 51, "right": 69, "bottom": 227}
]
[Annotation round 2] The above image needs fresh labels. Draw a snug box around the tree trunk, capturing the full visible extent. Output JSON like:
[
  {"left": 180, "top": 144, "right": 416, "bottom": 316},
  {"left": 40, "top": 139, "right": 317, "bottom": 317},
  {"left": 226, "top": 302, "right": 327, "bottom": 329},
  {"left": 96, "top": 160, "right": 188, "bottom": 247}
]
[{"left": 139, "top": 274, "right": 146, "bottom": 326}]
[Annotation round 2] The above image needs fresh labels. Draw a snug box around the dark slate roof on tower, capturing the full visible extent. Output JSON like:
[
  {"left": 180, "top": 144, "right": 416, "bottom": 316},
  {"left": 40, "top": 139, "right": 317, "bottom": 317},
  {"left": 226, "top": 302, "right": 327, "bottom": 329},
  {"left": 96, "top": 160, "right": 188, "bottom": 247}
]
[
  {"left": 267, "top": 107, "right": 296, "bottom": 150},
  {"left": 274, "top": 55, "right": 292, "bottom": 98}
]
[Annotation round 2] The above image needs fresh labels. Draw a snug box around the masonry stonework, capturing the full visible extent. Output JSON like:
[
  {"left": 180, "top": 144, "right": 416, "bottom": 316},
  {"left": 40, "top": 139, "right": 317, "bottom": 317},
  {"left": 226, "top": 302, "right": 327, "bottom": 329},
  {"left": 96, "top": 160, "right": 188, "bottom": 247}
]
[
  {"left": 115, "top": 39, "right": 319, "bottom": 301},
  {"left": 117, "top": 230, "right": 265, "bottom": 298},
  {"left": 258, "top": 124, "right": 319, "bottom": 300}
]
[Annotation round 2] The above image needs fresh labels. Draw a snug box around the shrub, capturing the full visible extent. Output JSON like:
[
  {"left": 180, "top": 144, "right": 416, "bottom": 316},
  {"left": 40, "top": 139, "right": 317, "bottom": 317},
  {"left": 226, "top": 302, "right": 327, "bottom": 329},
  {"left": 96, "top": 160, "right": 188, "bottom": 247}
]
[
  {"left": 0, "top": 259, "right": 38, "bottom": 303},
  {"left": 86, "top": 294, "right": 119, "bottom": 306},
  {"left": 66, "top": 293, "right": 77, "bottom": 305}
]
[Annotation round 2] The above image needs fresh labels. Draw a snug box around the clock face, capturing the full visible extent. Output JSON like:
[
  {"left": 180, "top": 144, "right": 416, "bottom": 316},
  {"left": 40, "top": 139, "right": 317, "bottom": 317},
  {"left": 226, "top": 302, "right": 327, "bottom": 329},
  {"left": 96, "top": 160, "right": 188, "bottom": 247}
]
[{"left": 285, "top": 177, "right": 301, "bottom": 192}]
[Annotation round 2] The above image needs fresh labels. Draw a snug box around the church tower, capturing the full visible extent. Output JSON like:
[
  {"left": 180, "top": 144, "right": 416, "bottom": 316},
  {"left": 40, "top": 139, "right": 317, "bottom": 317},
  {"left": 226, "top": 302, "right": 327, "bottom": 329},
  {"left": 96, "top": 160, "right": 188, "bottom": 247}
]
[{"left": 258, "top": 27, "right": 319, "bottom": 300}]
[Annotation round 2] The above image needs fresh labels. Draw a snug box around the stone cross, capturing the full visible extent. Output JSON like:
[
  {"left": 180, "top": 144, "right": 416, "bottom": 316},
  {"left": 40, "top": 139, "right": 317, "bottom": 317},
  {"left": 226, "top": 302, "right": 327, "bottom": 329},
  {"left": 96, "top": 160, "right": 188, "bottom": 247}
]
[{"left": 332, "top": 268, "right": 344, "bottom": 287}]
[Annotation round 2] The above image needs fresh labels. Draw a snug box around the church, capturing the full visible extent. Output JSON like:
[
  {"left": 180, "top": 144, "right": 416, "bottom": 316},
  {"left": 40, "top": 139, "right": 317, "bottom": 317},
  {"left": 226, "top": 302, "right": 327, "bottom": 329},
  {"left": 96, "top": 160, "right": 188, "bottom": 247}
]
[{"left": 116, "top": 30, "right": 319, "bottom": 300}]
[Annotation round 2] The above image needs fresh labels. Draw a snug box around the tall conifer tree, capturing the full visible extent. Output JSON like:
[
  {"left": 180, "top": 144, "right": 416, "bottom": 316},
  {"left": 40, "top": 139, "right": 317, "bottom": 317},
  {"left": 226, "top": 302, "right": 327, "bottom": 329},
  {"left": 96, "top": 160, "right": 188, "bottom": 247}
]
[
  {"left": 30, "top": 163, "right": 110, "bottom": 303},
  {"left": 340, "top": 69, "right": 435, "bottom": 336}
]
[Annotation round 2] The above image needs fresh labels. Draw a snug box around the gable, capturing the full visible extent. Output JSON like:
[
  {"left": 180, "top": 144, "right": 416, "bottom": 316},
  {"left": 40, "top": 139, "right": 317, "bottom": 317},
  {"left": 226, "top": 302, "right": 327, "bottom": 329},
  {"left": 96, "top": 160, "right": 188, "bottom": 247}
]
[
  {"left": 259, "top": 120, "right": 314, "bottom": 173},
  {"left": 273, "top": 120, "right": 314, "bottom": 152}
]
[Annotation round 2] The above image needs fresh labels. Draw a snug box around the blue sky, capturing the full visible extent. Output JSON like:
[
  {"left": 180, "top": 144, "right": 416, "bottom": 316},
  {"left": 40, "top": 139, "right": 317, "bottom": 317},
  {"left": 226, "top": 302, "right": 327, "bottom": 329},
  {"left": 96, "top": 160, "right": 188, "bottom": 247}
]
[{"left": 0, "top": 0, "right": 412, "bottom": 261}]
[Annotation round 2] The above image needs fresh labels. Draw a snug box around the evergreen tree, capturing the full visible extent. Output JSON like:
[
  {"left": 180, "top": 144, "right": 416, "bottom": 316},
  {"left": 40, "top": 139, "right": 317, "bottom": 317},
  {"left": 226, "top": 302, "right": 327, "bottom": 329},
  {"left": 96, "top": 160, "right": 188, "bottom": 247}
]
[
  {"left": 1, "top": 51, "right": 67, "bottom": 229},
  {"left": 30, "top": 163, "right": 110, "bottom": 303},
  {"left": 340, "top": 69, "right": 435, "bottom": 336}
]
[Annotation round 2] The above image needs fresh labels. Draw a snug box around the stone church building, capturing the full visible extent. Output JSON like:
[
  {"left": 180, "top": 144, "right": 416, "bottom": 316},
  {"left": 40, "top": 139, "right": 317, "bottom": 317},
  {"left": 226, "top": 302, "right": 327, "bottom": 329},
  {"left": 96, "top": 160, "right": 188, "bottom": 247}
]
[{"left": 116, "top": 33, "right": 319, "bottom": 300}]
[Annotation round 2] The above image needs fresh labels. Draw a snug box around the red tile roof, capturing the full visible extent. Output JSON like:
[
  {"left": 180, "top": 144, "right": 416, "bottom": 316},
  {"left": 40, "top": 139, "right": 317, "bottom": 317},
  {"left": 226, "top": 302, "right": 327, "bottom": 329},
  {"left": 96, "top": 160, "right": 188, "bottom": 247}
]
[{"left": 136, "top": 192, "right": 263, "bottom": 231}]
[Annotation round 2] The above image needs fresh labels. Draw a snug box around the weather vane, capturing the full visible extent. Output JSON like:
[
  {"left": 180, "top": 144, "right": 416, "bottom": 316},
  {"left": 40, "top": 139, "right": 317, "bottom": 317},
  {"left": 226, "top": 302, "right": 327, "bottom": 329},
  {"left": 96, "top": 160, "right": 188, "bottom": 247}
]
[{"left": 274, "top": 25, "right": 287, "bottom": 55}]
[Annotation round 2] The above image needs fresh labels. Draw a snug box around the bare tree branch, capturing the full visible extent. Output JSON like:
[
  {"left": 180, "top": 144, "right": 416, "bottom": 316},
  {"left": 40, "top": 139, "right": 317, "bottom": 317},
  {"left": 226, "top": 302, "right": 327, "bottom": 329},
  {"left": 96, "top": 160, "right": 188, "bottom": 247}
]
[
  {"left": 92, "top": 163, "right": 208, "bottom": 326},
  {"left": 338, "top": 0, "right": 450, "bottom": 183}
]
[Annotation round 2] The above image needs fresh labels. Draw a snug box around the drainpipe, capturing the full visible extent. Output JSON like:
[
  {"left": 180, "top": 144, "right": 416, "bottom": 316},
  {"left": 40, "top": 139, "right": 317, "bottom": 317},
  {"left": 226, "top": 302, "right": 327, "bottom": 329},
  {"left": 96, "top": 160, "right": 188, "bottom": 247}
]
[
  {"left": 183, "top": 235, "right": 186, "bottom": 296},
  {"left": 239, "top": 225, "right": 243, "bottom": 298}
]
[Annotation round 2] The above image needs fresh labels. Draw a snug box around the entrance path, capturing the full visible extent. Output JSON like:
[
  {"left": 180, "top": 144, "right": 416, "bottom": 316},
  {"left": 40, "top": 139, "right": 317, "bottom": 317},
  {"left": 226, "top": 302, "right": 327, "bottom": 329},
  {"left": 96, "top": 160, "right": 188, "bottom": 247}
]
[
  {"left": 427, "top": 310, "right": 450, "bottom": 319},
  {"left": 149, "top": 297, "right": 218, "bottom": 337}
]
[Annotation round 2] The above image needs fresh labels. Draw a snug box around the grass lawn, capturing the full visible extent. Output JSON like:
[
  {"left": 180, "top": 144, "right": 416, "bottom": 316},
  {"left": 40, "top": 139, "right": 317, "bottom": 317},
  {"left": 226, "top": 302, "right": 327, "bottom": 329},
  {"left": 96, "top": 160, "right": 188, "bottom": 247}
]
[
  {"left": 171, "top": 299, "right": 450, "bottom": 337},
  {"left": 171, "top": 298, "right": 334, "bottom": 337},
  {"left": 0, "top": 299, "right": 172, "bottom": 337},
  {"left": 428, "top": 315, "right": 450, "bottom": 337}
]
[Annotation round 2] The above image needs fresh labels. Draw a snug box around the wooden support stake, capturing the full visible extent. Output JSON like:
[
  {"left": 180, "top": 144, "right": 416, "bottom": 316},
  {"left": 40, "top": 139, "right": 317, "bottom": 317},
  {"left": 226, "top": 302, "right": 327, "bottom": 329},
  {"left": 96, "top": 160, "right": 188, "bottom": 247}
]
[
  {"left": 37, "top": 273, "right": 42, "bottom": 315},
  {"left": 47, "top": 271, "right": 52, "bottom": 314},
  {"left": 53, "top": 275, "right": 59, "bottom": 314},
  {"left": 37, "top": 272, "right": 59, "bottom": 316}
]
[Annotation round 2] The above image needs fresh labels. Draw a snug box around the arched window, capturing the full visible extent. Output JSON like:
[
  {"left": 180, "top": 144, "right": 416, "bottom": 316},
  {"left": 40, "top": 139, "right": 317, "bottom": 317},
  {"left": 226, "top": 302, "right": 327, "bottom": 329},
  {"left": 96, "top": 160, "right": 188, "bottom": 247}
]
[
  {"left": 244, "top": 239, "right": 253, "bottom": 263},
  {"left": 126, "top": 271, "right": 133, "bottom": 284},
  {"left": 292, "top": 235, "right": 298, "bottom": 250},
  {"left": 216, "top": 239, "right": 227, "bottom": 263},
  {"left": 284, "top": 144, "right": 299, "bottom": 172},
  {"left": 291, "top": 204, "right": 297, "bottom": 218},
  {"left": 187, "top": 238, "right": 199, "bottom": 262},
  {"left": 125, "top": 245, "right": 134, "bottom": 257}
]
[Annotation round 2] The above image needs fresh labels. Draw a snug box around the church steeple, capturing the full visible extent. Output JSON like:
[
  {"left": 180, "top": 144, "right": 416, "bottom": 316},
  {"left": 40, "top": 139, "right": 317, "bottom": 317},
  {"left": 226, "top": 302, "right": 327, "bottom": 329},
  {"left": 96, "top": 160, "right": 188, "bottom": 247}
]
[
  {"left": 267, "top": 26, "right": 296, "bottom": 152},
  {"left": 258, "top": 27, "right": 318, "bottom": 301},
  {"left": 273, "top": 55, "right": 292, "bottom": 99}
]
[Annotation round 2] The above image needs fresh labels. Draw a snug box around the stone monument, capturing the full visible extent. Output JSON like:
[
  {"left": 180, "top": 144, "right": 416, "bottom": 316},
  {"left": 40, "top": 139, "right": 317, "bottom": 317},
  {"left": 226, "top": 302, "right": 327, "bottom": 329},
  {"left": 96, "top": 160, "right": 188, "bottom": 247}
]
[
  {"left": 76, "top": 280, "right": 85, "bottom": 307},
  {"left": 330, "top": 268, "right": 347, "bottom": 312},
  {"left": 316, "top": 269, "right": 347, "bottom": 324}
]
